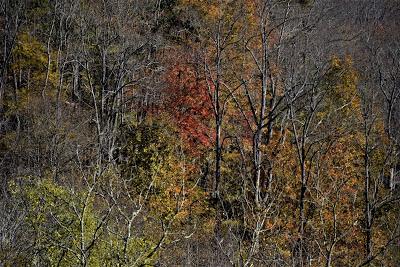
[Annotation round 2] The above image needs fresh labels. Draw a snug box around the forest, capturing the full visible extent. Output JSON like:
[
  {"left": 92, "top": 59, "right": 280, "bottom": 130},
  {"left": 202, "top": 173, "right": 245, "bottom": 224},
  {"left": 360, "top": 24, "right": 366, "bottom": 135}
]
[{"left": 0, "top": 0, "right": 399, "bottom": 266}]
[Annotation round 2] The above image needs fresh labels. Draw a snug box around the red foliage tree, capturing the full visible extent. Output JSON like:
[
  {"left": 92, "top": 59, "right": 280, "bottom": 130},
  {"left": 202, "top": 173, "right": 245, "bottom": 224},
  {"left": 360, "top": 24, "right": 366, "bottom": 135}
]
[{"left": 162, "top": 54, "right": 214, "bottom": 153}]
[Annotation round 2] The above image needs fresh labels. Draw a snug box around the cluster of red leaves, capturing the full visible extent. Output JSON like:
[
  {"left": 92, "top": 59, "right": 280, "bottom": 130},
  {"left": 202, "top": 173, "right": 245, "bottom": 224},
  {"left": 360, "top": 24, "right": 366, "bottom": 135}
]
[{"left": 162, "top": 60, "right": 214, "bottom": 153}]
